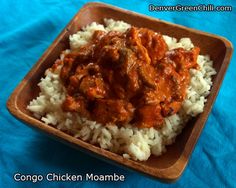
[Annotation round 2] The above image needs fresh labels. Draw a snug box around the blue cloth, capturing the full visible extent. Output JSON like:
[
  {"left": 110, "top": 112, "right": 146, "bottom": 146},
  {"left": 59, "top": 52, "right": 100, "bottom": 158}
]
[{"left": 1, "top": 0, "right": 236, "bottom": 187}]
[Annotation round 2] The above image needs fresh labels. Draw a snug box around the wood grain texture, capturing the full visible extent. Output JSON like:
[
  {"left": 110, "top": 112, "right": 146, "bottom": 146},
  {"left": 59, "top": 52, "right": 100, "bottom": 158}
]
[{"left": 7, "top": 2, "right": 233, "bottom": 182}]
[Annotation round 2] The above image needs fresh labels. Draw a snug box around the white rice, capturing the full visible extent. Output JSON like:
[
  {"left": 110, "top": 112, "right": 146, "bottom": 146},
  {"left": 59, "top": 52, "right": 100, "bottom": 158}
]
[{"left": 27, "top": 19, "right": 216, "bottom": 161}]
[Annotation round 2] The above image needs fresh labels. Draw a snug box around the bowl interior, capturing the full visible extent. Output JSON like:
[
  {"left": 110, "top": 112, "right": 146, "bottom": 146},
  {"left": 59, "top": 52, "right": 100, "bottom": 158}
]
[{"left": 10, "top": 3, "right": 232, "bottom": 180}]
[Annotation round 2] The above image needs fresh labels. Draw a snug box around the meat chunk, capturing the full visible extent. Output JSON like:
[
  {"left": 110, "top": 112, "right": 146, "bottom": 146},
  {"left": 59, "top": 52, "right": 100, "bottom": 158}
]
[
  {"left": 93, "top": 99, "right": 134, "bottom": 125},
  {"left": 136, "top": 104, "right": 163, "bottom": 128},
  {"left": 66, "top": 63, "right": 101, "bottom": 95},
  {"left": 163, "top": 47, "right": 200, "bottom": 72},
  {"left": 79, "top": 76, "right": 107, "bottom": 99},
  {"left": 126, "top": 27, "right": 151, "bottom": 64},
  {"left": 138, "top": 28, "right": 168, "bottom": 64},
  {"left": 62, "top": 96, "right": 90, "bottom": 118},
  {"left": 161, "top": 101, "right": 182, "bottom": 116},
  {"left": 126, "top": 69, "right": 140, "bottom": 98},
  {"left": 60, "top": 57, "right": 74, "bottom": 84},
  {"left": 92, "top": 30, "right": 106, "bottom": 43},
  {"left": 138, "top": 64, "right": 157, "bottom": 88}
]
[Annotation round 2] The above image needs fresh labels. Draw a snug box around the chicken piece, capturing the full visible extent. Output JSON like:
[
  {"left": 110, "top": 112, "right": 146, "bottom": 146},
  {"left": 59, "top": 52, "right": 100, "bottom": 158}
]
[
  {"left": 62, "top": 95, "right": 90, "bottom": 118},
  {"left": 93, "top": 99, "right": 134, "bottom": 125},
  {"left": 66, "top": 63, "right": 101, "bottom": 95},
  {"left": 126, "top": 27, "right": 151, "bottom": 64},
  {"left": 97, "top": 33, "right": 126, "bottom": 68},
  {"left": 161, "top": 101, "right": 182, "bottom": 116},
  {"left": 75, "top": 63, "right": 100, "bottom": 76},
  {"left": 60, "top": 47, "right": 95, "bottom": 84},
  {"left": 116, "top": 47, "right": 141, "bottom": 98},
  {"left": 163, "top": 47, "right": 199, "bottom": 72},
  {"left": 92, "top": 30, "right": 107, "bottom": 43},
  {"left": 79, "top": 76, "right": 107, "bottom": 99},
  {"left": 112, "top": 84, "right": 126, "bottom": 99},
  {"left": 138, "top": 28, "right": 168, "bottom": 64},
  {"left": 138, "top": 64, "right": 157, "bottom": 88},
  {"left": 94, "top": 31, "right": 124, "bottom": 58},
  {"left": 126, "top": 69, "right": 140, "bottom": 99},
  {"left": 184, "top": 47, "right": 200, "bottom": 69},
  {"left": 60, "top": 57, "right": 74, "bottom": 84},
  {"left": 99, "top": 45, "right": 120, "bottom": 67},
  {"left": 138, "top": 88, "right": 161, "bottom": 105},
  {"left": 67, "top": 75, "right": 81, "bottom": 95},
  {"left": 136, "top": 104, "right": 163, "bottom": 128},
  {"left": 73, "top": 44, "right": 95, "bottom": 62},
  {"left": 100, "top": 31, "right": 123, "bottom": 45}
]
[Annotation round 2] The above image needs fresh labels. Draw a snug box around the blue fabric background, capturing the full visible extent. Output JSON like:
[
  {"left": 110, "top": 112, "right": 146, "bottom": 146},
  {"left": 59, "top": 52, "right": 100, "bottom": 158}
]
[{"left": 1, "top": 0, "right": 236, "bottom": 187}]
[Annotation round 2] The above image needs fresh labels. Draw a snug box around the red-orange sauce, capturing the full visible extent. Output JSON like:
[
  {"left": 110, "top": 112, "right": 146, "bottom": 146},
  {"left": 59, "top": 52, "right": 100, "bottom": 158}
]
[{"left": 59, "top": 27, "right": 199, "bottom": 128}]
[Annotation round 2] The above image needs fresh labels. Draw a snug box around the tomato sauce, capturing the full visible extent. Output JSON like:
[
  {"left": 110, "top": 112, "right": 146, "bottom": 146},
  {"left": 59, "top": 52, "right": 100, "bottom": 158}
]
[{"left": 59, "top": 27, "right": 199, "bottom": 128}]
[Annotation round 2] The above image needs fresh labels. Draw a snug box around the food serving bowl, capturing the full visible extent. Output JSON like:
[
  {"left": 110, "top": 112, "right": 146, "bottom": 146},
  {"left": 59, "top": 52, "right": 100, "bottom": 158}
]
[{"left": 7, "top": 2, "right": 233, "bottom": 182}]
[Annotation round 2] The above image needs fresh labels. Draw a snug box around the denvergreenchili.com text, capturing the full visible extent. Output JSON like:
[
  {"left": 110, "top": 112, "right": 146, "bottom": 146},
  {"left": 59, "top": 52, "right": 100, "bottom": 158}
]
[{"left": 149, "top": 4, "right": 232, "bottom": 12}]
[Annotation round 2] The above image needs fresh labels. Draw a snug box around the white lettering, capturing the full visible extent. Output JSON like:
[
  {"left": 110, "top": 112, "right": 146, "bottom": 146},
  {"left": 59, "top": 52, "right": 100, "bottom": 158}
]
[
  {"left": 46, "top": 173, "right": 53, "bottom": 181},
  {"left": 86, "top": 173, "right": 125, "bottom": 181},
  {"left": 13, "top": 173, "right": 21, "bottom": 181},
  {"left": 46, "top": 173, "right": 82, "bottom": 181},
  {"left": 13, "top": 173, "right": 43, "bottom": 183}
]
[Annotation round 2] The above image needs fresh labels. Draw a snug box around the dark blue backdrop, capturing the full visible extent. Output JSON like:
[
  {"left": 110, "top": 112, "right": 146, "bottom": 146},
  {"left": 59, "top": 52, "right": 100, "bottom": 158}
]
[{"left": 1, "top": 0, "right": 235, "bottom": 187}]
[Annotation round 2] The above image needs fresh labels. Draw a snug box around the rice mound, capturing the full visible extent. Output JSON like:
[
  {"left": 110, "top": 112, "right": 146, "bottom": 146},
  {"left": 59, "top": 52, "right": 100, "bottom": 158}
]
[{"left": 27, "top": 19, "right": 216, "bottom": 161}]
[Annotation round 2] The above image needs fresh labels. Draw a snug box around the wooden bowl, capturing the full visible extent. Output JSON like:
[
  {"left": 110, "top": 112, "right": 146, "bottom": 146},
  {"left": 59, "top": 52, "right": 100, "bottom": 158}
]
[{"left": 7, "top": 2, "right": 233, "bottom": 182}]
